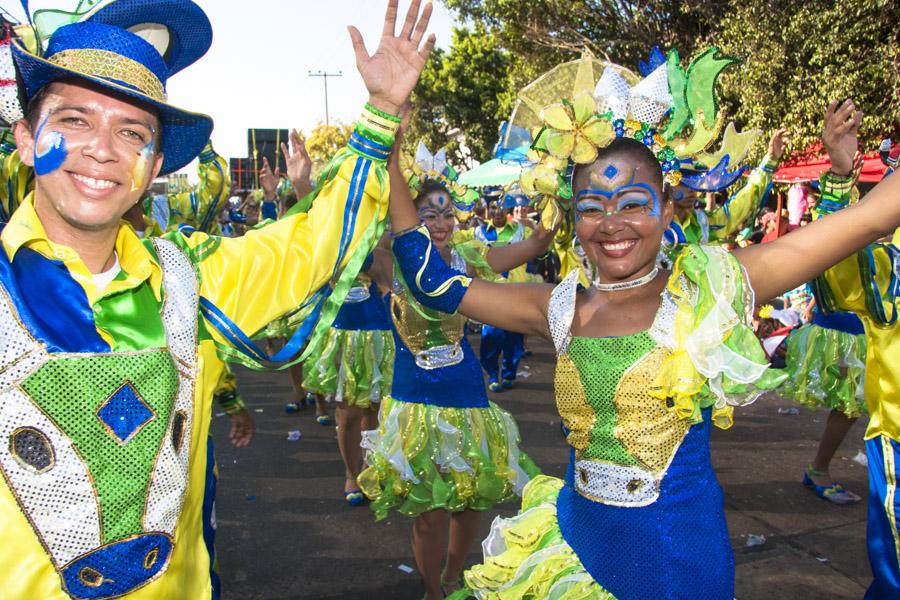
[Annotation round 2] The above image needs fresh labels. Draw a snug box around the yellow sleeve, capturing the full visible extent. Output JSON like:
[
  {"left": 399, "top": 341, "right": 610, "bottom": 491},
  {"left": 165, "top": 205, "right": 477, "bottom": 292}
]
[
  {"left": 813, "top": 172, "right": 898, "bottom": 319},
  {"left": 708, "top": 154, "right": 777, "bottom": 241},
  {"left": 172, "top": 113, "right": 394, "bottom": 368}
]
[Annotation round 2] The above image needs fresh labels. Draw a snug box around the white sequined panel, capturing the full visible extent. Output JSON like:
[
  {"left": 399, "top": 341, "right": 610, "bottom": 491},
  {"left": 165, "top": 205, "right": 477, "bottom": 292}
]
[
  {"left": 0, "top": 387, "right": 101, "bottom": 565},
  {"left": 143, "top": 240, "right": 198, "bottom": 534},
  {"left": 153, "top": 240, "right": 199, "bottom": 369},
  {"left": 0, "top": 285, "right": 49, "bottom": 392},
  {"left": 547, "top": 270, "right": 580, "bottom": 356},
  {"left": 573, "top": 459, "right": 659, "bottom": 507},
  {"left": 648, "top": 287, "right": 678, "bottom": 350}
]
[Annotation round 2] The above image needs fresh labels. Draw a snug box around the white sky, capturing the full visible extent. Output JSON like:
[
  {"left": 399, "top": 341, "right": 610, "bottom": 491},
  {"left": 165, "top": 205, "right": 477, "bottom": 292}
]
[{"left": 6, "top": 0, "right": 456, "bottom": 173}]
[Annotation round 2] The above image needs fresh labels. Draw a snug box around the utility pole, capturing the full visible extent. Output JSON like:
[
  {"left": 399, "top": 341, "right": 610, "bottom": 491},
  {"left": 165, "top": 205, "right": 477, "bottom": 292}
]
[{"left": 307, "top": 70, "right": 342, "bottom": 126}]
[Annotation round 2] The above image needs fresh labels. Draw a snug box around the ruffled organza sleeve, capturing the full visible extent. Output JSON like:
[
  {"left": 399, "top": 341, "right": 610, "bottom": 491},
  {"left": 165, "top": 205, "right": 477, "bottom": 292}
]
[
  {"left": 449, "top": 231, "right": 504, "bottom": 282},
  {"left": 650, "top": 244, "right": 786, "bottom": 429}
]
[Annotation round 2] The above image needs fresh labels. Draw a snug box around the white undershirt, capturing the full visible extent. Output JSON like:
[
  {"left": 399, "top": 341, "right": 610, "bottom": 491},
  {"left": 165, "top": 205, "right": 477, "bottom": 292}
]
[{"left": 93, "top": 252, "right": 121, "bottom": 293}]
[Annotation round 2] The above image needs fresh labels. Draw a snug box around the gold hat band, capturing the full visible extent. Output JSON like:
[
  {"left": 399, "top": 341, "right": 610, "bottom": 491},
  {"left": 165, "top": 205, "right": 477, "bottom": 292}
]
[{"left": 47, "top": 48, "right": 166, "bottom": 101}]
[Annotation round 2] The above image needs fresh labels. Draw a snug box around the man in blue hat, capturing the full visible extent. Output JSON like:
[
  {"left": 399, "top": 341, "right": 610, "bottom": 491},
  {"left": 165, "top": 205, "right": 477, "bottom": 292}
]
[{"left": 0, "top": 0, "right": 435, "bottom": 598}]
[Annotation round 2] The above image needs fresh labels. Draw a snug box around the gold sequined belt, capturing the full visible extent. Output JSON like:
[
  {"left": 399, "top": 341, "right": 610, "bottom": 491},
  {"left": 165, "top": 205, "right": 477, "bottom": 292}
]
[
  {"left": 574, "top": 459, "right": 660, "bottom": 507},
  {"left": 344, "top": 286, "right": 371, "bottom": 303},
  {"left": 414, "top": 343, "right": 464, "bottom": 370}
]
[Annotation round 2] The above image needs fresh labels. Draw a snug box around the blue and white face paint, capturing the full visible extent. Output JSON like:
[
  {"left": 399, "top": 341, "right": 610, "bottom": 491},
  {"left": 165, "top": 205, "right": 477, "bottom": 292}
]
[
  {"left": 574, "top": 164, "right": 661, "bottom": 222},
  {"left": 33, "top": 112, "right": 68, "bottom": 176}
]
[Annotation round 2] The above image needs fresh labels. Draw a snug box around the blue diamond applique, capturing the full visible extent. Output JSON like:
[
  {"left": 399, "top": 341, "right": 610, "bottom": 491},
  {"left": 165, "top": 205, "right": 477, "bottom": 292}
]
[
  {"left": 97, "top": 383, "right": 154, "bottom": 444},
  {"left": 603, "top": 165, "right": 619, "bottom": 179}
]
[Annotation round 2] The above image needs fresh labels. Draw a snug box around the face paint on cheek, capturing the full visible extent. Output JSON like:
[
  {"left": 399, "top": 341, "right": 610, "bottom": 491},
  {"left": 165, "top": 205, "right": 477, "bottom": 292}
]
[
  {"left": 647, "top": 191, "right": 661, "bottom": 219},
  {"left": 131, "top": 142, "right": 154, "bottom": 192},
  {"left": 33, "top": 114, "right": 68, "bottom": 176}
]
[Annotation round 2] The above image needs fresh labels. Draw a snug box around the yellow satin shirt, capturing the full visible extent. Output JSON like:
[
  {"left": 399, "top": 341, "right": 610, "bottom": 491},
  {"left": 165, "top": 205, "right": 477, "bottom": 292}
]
[{"left": 0, "top": 122, "right": 389, "bottom": 598}]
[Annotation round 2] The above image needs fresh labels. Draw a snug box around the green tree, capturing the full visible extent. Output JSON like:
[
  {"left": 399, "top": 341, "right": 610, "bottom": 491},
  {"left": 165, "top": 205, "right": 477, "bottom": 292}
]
[
  {"left": 717, "top": 0, "right": 900, "bottom": 160},
  {"left": 305, "top": 122, "right": 353, "bottom": 178},
  {"left": 442, "top": 0, "right": 729, "bottom": 77},
  {"left": 407, "top": 25, "right": 513, "bottom": 167}
]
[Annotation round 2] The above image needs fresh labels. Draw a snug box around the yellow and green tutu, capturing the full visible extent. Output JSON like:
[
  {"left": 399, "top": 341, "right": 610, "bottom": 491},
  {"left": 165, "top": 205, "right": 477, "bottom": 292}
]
[
  {"left": 301, "top": 327, "right": 394, "bottom": 408},
  {"left": 451, "top": 475, "right": 614, "bottom": 600},
  {"left": 358, "top": 397, "right": 540, "bottom": 519},
  {"left": 781, "top": 318, "right": 867, "bottom": 418}
]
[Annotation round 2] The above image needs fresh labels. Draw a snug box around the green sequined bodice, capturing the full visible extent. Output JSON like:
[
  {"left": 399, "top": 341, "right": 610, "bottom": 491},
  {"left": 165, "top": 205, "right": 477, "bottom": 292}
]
[{"left": 555, "top": 333, "right": 690, "bottom": 473}]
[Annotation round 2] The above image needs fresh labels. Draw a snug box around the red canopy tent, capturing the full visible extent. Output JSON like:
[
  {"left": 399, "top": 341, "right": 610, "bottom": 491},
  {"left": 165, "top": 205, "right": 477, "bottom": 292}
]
[{"left": 772, "top": 144, "right": 894, "bottom": 183}]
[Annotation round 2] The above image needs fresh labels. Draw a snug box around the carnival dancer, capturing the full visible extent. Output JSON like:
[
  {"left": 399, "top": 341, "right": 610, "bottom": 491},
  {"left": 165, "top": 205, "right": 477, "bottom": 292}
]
[
  {"left": 664, "top": 127, "right": 788, "bottom": 249},
  {"left": 304, "top": 250, "right": 395, "bottom": 505},
  {"left": 358, "top": 129, "right": 550, "bottom": 600},
  {"left": 145, "top": 140, "right": 230, "bottom": 236},
  {"left": 1, "top": 129, "right": 32, "bottom": 220},
  {"left": 780, "top": 292, "right": 865, "bottom": 505},
  {"left": 462, "top": 191, "right": 539, "bottom": 392},
  {"left": 389, "top": 47, "right": 900, "bottom": 598},
  {"left": 256, "top": 132, "right": 340, "bottom": 424},
  {"left": 0, "top": 1, "right": 436, "bottom": 597},
  {"left": 805, "top": 115, "right": 900, "bottom": 597},
  {"left": 5, "top": 106, "right": 254, "bottom": 447}
]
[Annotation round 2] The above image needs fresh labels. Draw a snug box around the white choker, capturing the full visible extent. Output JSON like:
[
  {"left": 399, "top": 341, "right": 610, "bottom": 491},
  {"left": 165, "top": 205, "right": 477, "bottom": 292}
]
[{"left": 593, "top": 267, "right": 660, "bottom": 292}]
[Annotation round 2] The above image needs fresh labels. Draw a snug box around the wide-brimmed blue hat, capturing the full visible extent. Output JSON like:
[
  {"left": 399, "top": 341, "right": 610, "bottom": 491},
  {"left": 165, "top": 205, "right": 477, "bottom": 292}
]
[
  {"left": 79, "top": 0, "right": 212, "bottom": 76},
  {"left": 25, "top": 0, "right": 213, "bottom": 76},
  {"left": 11, "top": 20, "right": 212, "bottom": 174}
]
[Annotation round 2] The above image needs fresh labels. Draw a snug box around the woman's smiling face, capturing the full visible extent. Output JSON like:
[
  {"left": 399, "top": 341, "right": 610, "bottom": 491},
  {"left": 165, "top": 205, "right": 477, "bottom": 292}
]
[
  {"left": 572, "top": 140, "right": 673, "bottom": 282},
  {"left": 416, "top": 188, "right": 456, "bottom": 249}
]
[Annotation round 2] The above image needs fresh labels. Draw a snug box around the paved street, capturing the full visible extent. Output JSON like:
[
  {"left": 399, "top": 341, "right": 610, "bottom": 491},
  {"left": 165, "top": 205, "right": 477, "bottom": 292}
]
[{"left": 211, "top": 335, "right": 870, "bottom": 599}]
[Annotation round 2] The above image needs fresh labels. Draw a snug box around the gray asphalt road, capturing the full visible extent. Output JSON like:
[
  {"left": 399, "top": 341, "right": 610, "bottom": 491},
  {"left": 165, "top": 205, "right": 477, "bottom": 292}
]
[{"left": 210, "top": 335, "right": 870, "bottom": 599}]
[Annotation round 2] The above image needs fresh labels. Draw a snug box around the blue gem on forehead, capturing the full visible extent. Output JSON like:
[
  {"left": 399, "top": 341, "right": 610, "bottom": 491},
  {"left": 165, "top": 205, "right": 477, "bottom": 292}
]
[{"left": 603, "top": 165, "right": 619, "bottom": 179}]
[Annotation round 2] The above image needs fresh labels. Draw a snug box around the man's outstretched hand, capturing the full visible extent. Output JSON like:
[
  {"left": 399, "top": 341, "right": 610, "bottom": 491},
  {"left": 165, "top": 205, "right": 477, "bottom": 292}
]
[{"left": 348, "top": 0, "right": 436, "bottom": 116}]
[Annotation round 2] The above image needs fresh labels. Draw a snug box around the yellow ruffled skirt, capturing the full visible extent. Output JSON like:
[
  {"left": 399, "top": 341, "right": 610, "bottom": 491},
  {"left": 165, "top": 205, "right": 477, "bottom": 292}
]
[
  {"left": 455, "top": 475, "right": 615, "bottom": 599},
  {"left": 358, "top": 397, "right": 540, "bottom": 519},
  {"left": 301, "top": 328, "right": 394, "bottom": 409}
]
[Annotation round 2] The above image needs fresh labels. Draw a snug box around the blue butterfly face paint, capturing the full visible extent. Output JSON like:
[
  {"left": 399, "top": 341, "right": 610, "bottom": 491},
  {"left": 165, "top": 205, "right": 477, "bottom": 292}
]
[
  {"left": 33, "top": 113, "right": 68, "bottom": 176},
  {"left": 574, "top": 165, "right": 662, "bottom": 221}
]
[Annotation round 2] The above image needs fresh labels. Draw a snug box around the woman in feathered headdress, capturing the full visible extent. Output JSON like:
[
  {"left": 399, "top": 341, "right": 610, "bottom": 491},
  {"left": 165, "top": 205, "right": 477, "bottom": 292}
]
[
  {"left": 387, "top": 45, "right": 900, "bottom": 597},
  {"left": 357, "top": 125, "right": 556, "bottom": 599}
]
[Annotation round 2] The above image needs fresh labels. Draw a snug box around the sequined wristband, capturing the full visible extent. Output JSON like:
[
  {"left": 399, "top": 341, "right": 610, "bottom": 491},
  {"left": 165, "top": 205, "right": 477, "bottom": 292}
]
[
  {"left": 760, "top": 153, "right": 779, "bottom": 173},
  {"left": 364, "top": 102, "right": 401, "bottom": 123},
  {"left": 392, "top": 225, "right": 472, "bottom": 314},
  {"left": 815, "top": 171, "right": 854, "bottom": 215},
  {"left": 198, "top": 141, "right": 217, "bottom": 163},
  {"left": 352, "top": 105, "right": 400, "bottom": 156},
  {"left": 216, "top": 391, "right": 246, "bottom": 416}
]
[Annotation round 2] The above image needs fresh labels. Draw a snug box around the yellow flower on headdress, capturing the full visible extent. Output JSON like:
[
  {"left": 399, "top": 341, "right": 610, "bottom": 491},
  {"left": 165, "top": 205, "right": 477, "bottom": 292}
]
[
  {"left": 758, "top": 304, "right": 774, "bottom": 320},
  {"left": 520, "top": 154, "right": 568, "bottom": 198},
  {"left": 539, "top": 93, "right": 615, "bottom": 164}
]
